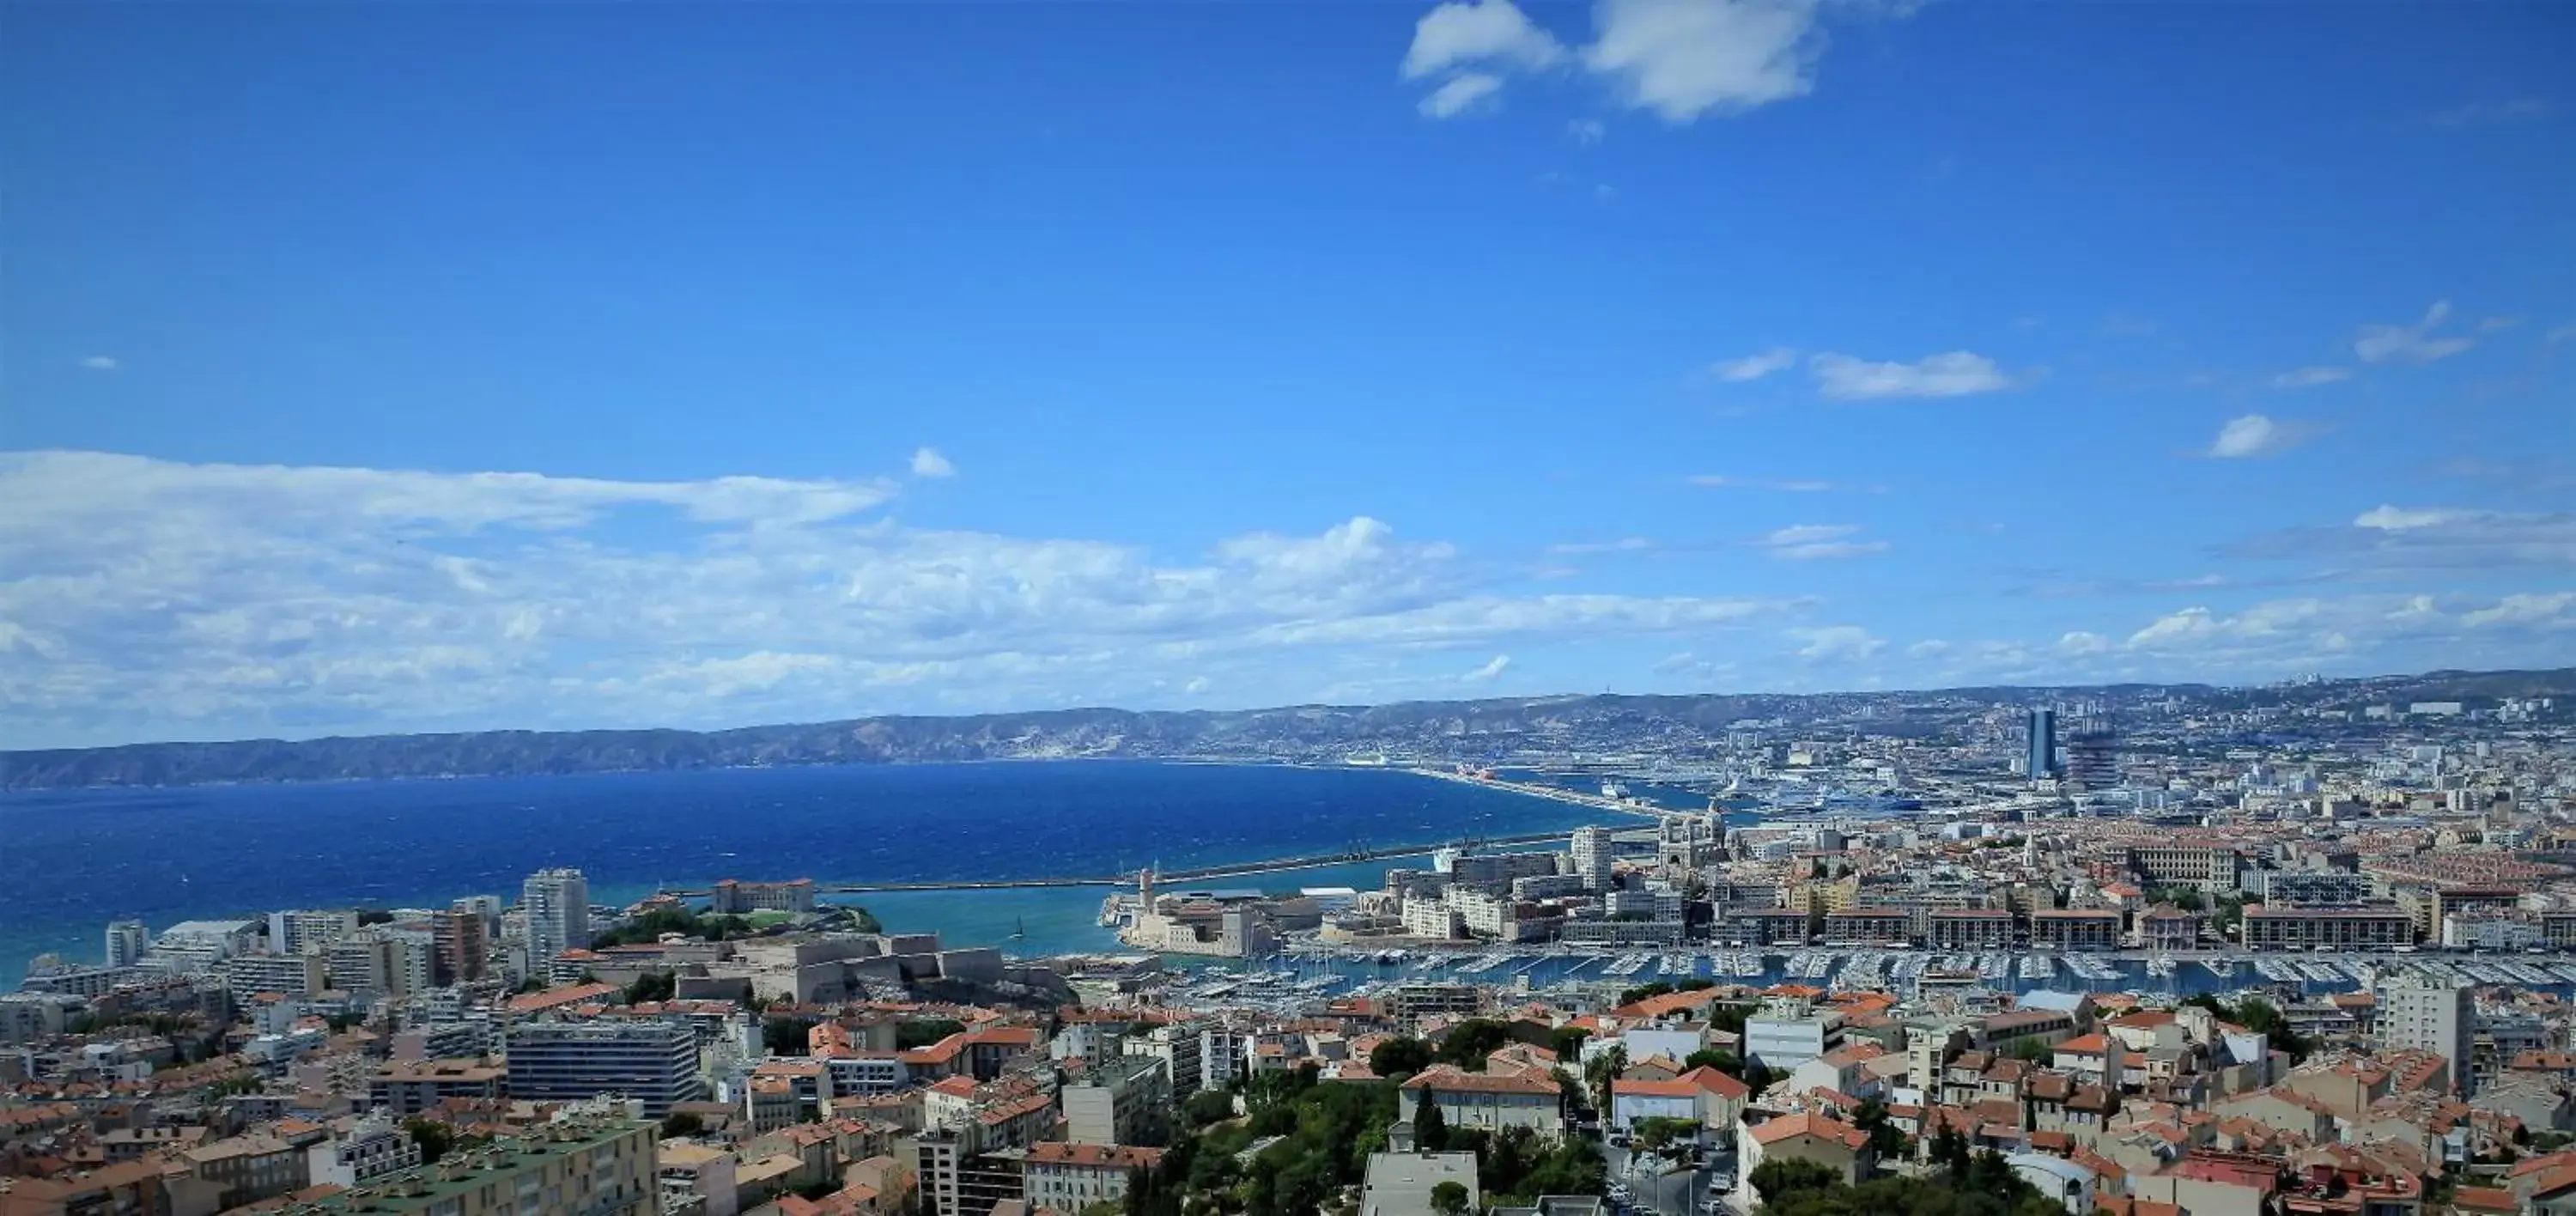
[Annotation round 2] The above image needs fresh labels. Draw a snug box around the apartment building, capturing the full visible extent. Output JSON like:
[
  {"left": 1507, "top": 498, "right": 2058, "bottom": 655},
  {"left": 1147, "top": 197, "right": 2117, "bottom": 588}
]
[
  {"left": 1021, "top": 1143, "right": 1164, "bottom": 1213},
  {"left": 368, "top": 1058, "right": 508, "bottom": 1115},
  {"left": 269, "top": 909, "right": 362, "bottom": 955},
  {"left": 1927, "top": 909, "right": 2015, "bottom": 950},
  {"left": 503, "top": 1020, "right": 705, "bottom": 1116},
  {"left": 2384, "top": 981, "right": 2473, "bottom": 1097},
  {"left": 2031, "top": 909, "right": 2121, "bottom": 952},
  {"left": 522, "top": 868, "right": 592, "bottom": 969},
  {"left": 1399, "top": 1067, "right": 1564, "bottom": 1141},
  {"left": 225, "top": 953, "right": 329, "bottom": 1000},
  {"left": 2244, "top": 906, "right": 2414, "bottom": 952},
  {"left": 2123, "top": 843, "right": 2238, "bottom": 891},
  {"left": 1062, "top": 1055, "right": 1170, "bottom": 1146},
  {"left": 283, "top": 1116, "right": 657, "bottom": 1216},
  {"left": 1821, "top": 907, "right": 1914, "bottom": 945}
]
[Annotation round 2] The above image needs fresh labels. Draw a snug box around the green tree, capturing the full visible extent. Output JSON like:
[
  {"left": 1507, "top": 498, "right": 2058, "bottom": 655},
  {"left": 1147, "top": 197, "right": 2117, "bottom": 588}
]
[
  {"left": 1683, "top": 1048, "right": 1740, "bottom": 1075},
  {"left": 1549, "top": 1027, "right": 1591, "bottom": 1061},
  {"left": 1413, "top": 1085, "right": 1449, "bottom": 1152},
  {"left": 1434, "top": 1020, "right": 1513, "bottom": 1070},
  {"left": 623, "top": 971, "right": 677, "bottom": 1004},
  {"left": 660, "top": 1111, "right": 705, "bottom": 1139},
  {"left": 896, "top": 1018, "right": 968, "bottom": 1049},
  {"left": 1372, "top": 1037, "right": 1436, "bottom": 1078},
  {"left": 1750, "top": 1159, "right": 1841, "bottom": 1204},
  {"left": 1429, "top": 1181, "right": 1469, "bottom": 1216},
  {"left": 1185, "top": 1089, "right": 1238, "bottom": 1127},
  {"left": 2008, "top": 1037, "right": 2051, "bottom": 1063},
  {"left": 1929, "top": 1122, "right": 1972, "bottom": 1176},
  {"left": 763, "top": 1015, "right": 817, "bottom": 1055},
  {"left": 404, "top": 1118, "right": 455, "bottom": 1164},
  {"left": 1853, "top": 1098, "right": 1907, "bottom": 1160}
]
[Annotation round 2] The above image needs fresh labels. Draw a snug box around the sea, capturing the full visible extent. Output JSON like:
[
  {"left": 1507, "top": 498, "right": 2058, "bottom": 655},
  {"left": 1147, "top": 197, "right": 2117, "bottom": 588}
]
[{"left": 0, "top": 760, "right": 1654, "bottom": 979}]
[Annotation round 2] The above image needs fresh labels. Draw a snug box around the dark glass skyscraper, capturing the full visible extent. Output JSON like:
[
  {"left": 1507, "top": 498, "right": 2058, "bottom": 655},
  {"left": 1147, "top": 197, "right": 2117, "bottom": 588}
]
[{"left": 2025, "top": 707, "right": 2057, "bottom": 777}]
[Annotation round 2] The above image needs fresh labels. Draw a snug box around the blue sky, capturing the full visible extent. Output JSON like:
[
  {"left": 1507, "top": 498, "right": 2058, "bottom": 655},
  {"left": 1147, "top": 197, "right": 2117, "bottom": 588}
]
[{"left": 4, "top": 0, "right": 2572, "bottom": 748}]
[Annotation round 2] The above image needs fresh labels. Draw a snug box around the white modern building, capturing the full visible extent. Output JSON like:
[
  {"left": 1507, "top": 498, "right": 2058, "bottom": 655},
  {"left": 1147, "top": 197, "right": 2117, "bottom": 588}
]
[
  {"left": 2384, "top": 980, "right": 2474, "bottom": 1095},
  {"left": 105, "top": 920, "right": 149, "bottom": 968},
  {"left": 1571, "top": 827, "right": 1615, "bottom": 891},
  {"left": 1744, "top": 1004, "right": 1844, "bottom": 1073},
  {"left": 522, "top": 867, "right": 592, "bottom": 967}
]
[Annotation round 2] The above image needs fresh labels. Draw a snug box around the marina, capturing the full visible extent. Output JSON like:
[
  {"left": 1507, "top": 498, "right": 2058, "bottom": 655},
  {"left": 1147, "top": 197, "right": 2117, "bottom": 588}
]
[{"left": 1226, "top": 942, "right": 2576, "bottom": 1014}]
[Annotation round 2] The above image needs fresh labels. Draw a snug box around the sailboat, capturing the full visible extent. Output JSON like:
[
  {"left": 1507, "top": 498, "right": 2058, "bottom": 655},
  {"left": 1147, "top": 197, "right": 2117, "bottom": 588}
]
[{"left": 1010, "top": 917, "right": 1026, "bottom": 941}]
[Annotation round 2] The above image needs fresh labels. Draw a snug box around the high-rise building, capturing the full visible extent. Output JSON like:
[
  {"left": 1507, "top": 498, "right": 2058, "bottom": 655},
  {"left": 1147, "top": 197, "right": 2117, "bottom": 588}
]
[
  {"left": 2024, "top": 708, "right": 2057, "bottom": 779},
  {"left": 2384, "top": 980, "right": 2474, "bottom": 1095},
  {"left": 105, "top": 920, "right": 148, "bottom": 968},
  {"left": 521, "top": 868, "right": 591, "bottom": 966},
  {"left": 502, "top": 1019, "right": 704, "bottom": 1116},
  {"left": 1570, "top": 827, "right": 1615, "bottom": 891},
  {"left": 434, "top": 903, "right": 489, "bottom": 986},
  {"left": 2061, "top": 704, "right": 2120, "bottom": 791}
]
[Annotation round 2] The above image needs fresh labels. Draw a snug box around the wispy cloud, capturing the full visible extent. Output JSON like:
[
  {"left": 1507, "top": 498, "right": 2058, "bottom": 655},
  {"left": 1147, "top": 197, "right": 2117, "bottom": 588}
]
[
  {"left": 1462, "top": 654, "right": 1513, "bottom": 682},
  {"left": 2414, "top": 98, "right": 2550, "bottom": 130},
  {"left": 1568, "top": 118, "right": 1606, "bottom": 144},
  {"left": 1689, "top": 474, "right": 1840, "bottom": 493},
  {"left": 78, "top": 356, "right": 118, "bottom": 372},
  {"left": 2269, "top": 366, "right": 2349, "bottom": 390},
  {"left": 1545, "top": 536, "right": 1657, "bottom": 555},
  {"left": 1808, "top": 350, "right": 2018, "bottom": 401},
  {"left": 910, "top": 447, "right": 957, "bottom": 478},
  {"left": 1789, "top": 624, "right": 1884, "bottom": 662},
  {"left": 2205, "top": 414, "right": 2315, "bottom": 459},
  {"left": 1419, "top": 72, "right": 1506, "bottom": 118},
  {"left": 2354, "top": 300, "right": 2476, "bottom": 365},
  {"left": 1710, "top": 347, "right": 1797, "bottom": 382},
  {"left": 1753, "top": 523, "right": 1888, "bottom": 561}
]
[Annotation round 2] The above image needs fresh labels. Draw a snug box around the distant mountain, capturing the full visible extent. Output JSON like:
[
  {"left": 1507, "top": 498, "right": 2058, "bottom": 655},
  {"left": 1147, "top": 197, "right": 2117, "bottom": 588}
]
[{"left": 4, "top": 668, "right": 2568, "bottom": 791}]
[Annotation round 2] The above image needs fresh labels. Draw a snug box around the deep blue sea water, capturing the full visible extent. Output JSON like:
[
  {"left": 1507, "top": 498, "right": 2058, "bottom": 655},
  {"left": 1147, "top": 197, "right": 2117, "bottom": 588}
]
[{"left": 0, "top": 761, "right": 1627, "bottom": 977}]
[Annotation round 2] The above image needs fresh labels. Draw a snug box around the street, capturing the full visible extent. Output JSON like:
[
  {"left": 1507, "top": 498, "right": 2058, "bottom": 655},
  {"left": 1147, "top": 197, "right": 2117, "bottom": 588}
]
[{"left": 1605, "top": 1142, "right": 1735, "bottom": 1216}]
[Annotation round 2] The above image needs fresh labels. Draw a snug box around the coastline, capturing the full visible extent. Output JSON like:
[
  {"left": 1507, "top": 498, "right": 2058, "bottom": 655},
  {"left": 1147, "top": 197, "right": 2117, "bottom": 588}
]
[{"left": 4, "top": 758, "right": 1619, "bottom": 977}]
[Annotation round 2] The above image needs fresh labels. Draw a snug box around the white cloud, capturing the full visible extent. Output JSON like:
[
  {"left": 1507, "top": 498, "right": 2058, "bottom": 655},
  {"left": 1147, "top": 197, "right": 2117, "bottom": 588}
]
[
  {"left": 1463, "top": 654, "right": 1513, "bottom": 682},
  {"left": 1183, "top": 676, "right": 1212, "bottom": 695},
  {"left": 909, "top": 447, "right": 957, "bottom": 478},
  {"left": 1403, "top": 0, "right": 1563, "bottom": 114},
  {"left": 1710, "top": 346, "right": 1797, "bottom": 381},
  {"left": 1569, "top": 118, "right": 1607, "bottom": 143},
  {"left": 1583, "top": 0, "right": 1825, "bottom": 123},
  {"left": 1689, "top": 474, "right": 1838, "bottom": 492},
  {"left": 1546, "top": 537, "right": 1657, "bottom": 554},
  {"left": 1401, "top": 0, "right": 1904, "bottom": 125},
  {"left": 1753, "top": 522, "right": 1886, "bottom": 561},
  {"left": 2056, "top": 630, "right": 2111, "bottom": 656},
  {"left": 2206, "top": 414, "right": 2312, "bottom": 459},
  {"left": 2463, "top": 593, "right": 2576, "bottom": 629},
  {"left": 78, "top": 356, "right": 119, "bottom": 372},
  {"left": 1420, "top": 72, "right": 1507, "bottom": 118},
  {"left": 2354, "top": 301, "right": 2476, "bottom": 365},
  {"left": 2269, "top": 366, "right": 2349, "bottom": 389},
  {"left": 1808, "top": 350, "right": 2017, "bottom": 401},
  {"left": 2354, "top": 505, "right": 2467, "bottom": 531},
  {"left": 1404, "top": 0, "right": 1568, "bottom": 78},
  {"left": 1789, "top": 624, "right": 1883, "bottom": 662},
  {"left": 1763, "top": 523, "right": 1856, "bottom": 546},
  {"left": 2547, "top": 321, "right": 2576, "bottom": 346},
  {"left": 1905, "top": 639, "right": 1950, "bottom": 658},
  {"left": 0, "top": 451, "right": 1807, "bottom": 745}
]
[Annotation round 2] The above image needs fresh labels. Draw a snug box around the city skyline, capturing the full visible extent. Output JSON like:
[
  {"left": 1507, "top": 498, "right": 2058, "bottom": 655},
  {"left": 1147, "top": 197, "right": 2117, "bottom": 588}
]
[{"left": 7, "top": 2, "right": 2572, "bottom": 749}]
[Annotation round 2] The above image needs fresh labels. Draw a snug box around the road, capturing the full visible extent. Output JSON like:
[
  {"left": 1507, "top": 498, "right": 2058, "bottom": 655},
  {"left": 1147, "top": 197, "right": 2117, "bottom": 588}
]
[{"left": 1607, "top": 1141, "right": 1735, "bottom": 1216}]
